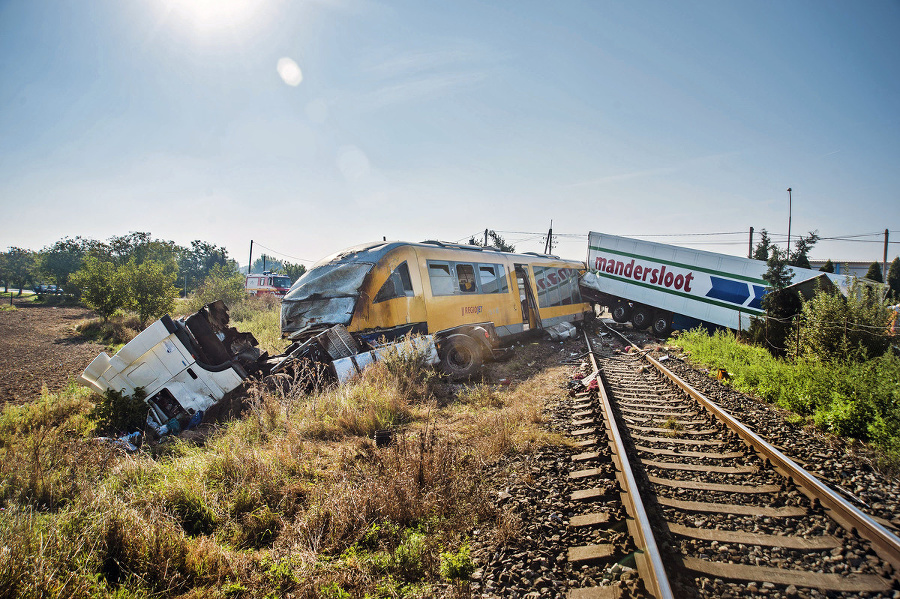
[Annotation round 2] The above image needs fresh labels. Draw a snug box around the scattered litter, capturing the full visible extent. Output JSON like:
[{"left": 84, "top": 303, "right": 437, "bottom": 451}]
[
  {"left": 658, "top": 355, "right": 669, "bottom": 362},
  {"left": 94, "top": 431, "right": 141, "bottom": 453},
  {"left": 546, "top": 321, "right": 577, "bottom": 341}
]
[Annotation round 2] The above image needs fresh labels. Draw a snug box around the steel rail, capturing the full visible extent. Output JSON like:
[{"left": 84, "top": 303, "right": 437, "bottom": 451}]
[
  {"left": 583, "top": 329, "right": 674, "bottom": 599},
  {"left": 603, "top": 322, "right": 900, "bottom": 572}
]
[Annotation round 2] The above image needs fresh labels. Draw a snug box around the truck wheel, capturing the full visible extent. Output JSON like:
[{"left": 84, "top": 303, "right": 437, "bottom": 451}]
[
  {"left": 651, "top": 312, "right": 674, "bottom": 338},
  {"left": 611, "top": 302, "right": 632, "bottom": 323},
  {"left": 631, "top": 305, "right": 652, "bottom": 330},
  {"left": 439, "top": 334, "right": 483, "bottom": 380}
]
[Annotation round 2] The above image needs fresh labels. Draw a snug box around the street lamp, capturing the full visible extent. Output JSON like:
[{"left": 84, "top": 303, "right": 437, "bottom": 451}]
[{"left": 786, "top": 187, "right": 792, "bottom": 257}]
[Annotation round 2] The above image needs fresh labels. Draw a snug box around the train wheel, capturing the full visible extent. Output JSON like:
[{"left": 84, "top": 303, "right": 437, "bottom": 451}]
[
  {"left": 611, "top": 302, "right": 632, "bottom": 323},
  {"left": 439, "top": 334, "right": 483, "bottom": 380},
  {"left": 651, "top": 312, "right": 674, "bottom": 338},
  {"left": 631, "top": 305, "right": 652, "bottom": 330}
]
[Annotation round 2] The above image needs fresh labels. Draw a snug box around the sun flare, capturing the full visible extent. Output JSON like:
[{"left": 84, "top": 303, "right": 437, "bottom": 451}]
[{"left": 159, "top": 0, "right": 268, "bottom": 32}]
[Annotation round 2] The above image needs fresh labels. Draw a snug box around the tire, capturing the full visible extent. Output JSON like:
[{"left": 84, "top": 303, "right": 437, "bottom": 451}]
[
  {"left": 611, "top": 302, "right": 632, "bottom": 323},
  {"left": 631, "top": 305, "right": 652, "bottom": 330},
  {"left": 651, "top": 312, "right": 674, "bottom": 338},
  {"left": 439, "top": 334, "right": 483, "bottom": 380}
]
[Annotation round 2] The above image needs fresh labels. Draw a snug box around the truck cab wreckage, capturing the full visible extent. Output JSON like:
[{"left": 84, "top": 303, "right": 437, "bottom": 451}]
[{"left": 80, "top": 300, "right": 439, "bottom": 435}]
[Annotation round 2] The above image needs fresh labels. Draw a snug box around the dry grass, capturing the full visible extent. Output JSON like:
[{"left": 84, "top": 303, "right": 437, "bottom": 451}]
[
  {"left": 0, "top": 320, "right": 576, "bottom": 598},
  {"left": 75, "top": 314, "right": 142, "bottom": 349}
]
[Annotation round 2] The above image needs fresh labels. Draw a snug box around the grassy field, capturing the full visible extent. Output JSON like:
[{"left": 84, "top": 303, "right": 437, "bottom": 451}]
[
  {"left": 671, "top": 328, "right": 900, "bottom": 467},
  {"left": 0, "top": 300, "right": 570, "bottom": 598}
]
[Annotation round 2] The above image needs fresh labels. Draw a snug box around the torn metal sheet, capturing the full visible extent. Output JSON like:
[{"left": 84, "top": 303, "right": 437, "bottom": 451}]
[{"left": 332, "top": 335, "right": 439, "bottom": 383}]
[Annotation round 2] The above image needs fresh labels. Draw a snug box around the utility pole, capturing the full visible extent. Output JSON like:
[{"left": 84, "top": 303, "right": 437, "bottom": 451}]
[
  {"left": 786, "top": 188, "right": 792, "bottom": 258},
  {"left": 484, "top": 229, "right": 488, "bottom": 247},
  {"left": 248, "top": 240, "right": 254, "bottom": 275},
  {"left": 884, "top": 229, "right": 890, "bottom": 284},
  {"left": 544, "top": 221, "right": 553, "bottom": 254},
  {"left": 748, "top": 226, "right": 754, "bottom": 259}
]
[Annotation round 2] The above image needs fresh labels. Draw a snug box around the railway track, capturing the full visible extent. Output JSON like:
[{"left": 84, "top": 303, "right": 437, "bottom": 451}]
[{"left": 558, "top": 321, "right": 900, "bottom": 599}]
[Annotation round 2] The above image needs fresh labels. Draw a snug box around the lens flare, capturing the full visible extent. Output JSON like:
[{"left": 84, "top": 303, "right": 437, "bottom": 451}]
[{"left": 277, "top": 57, "right": 303, "bottom": 86}]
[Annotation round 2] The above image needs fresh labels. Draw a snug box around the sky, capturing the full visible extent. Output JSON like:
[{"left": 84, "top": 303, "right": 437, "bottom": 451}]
[{"left": 1, "top": 0, "right": 898, "bottom": 268}]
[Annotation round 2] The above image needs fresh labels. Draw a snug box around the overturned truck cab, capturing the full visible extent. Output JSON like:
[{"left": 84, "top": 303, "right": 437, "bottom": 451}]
[
  {"left": 281, "top": 240, "right": 592, "bottom": 378},
  {"left": 80, "top": 301, "right": 264, "bottom": 432}
]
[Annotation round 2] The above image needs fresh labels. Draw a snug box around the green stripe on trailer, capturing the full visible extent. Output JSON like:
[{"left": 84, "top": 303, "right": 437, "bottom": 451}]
[{"left": 591, "top": 270, "right": 765, "bottom": 316}]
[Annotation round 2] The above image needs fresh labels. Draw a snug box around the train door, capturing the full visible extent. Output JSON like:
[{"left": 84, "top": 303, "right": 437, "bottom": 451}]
[{"left": 514, "top": 264, "right": 540, "bottom": 331}]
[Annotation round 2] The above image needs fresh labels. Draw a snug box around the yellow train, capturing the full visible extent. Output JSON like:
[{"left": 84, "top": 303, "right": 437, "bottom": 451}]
[{"left": 281, "top": 240, "right": 591, "bottom": 377}]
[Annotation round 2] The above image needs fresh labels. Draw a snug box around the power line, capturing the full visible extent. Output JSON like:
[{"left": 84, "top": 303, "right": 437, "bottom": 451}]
[{"left": 252, "top": 242, "right": 317, "bottom": 264}]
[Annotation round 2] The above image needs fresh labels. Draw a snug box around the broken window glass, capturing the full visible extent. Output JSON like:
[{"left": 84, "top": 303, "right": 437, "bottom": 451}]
[
  {"left": 478, "top": 264, "right": 508, "bottom": 294},
  {"left": 456, "top": 264, "right": 477, "bottom": 293},
  {"left": 428, "top": 262, "right": 455, "bottom": 296},
  {"left": 374, "top": 262, "right": 414, "bottom": 303}
]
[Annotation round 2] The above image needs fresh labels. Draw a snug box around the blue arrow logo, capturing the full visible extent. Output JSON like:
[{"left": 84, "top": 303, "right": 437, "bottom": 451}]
[
  {"left": 706, "top": 277, "right": 751, "bottom": 306},
  {"left": 747, "top": 285, "right": 768, "bottom": 310}
]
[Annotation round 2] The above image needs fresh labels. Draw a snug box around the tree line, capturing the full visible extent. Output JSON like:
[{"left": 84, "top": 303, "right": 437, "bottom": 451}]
[{"left": 0, "top": 232, "right": 307, "bottom": 326}]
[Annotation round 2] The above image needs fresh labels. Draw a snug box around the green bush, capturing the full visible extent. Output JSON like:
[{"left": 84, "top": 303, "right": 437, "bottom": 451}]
[
  {"left": 439, "top": 543, "right": 475, "bottom": 582},
  {"left": 190, "top": 263, "right": 246, "bottom": 311},
  {"left": 795, "top": 279, "right": 892, "bottom": 362},
  {"left": 674, "top": 328, "right": 900, "bottom": 454},
  {"left": 91, "top": 388, "right": 148, "bottom": 436}
]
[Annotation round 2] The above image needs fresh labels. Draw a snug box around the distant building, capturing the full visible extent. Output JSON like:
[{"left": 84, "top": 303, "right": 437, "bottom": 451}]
[{"left": 808, "top": 260, "right": 876, "bottom": 279}]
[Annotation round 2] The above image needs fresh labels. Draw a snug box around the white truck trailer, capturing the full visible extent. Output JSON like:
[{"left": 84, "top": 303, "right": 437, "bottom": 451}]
[{"left": 580, "top": 231, "right": 841, "bottom": 336}]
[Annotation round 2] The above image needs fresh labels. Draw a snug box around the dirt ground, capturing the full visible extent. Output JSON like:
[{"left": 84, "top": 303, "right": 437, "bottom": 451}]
[{"left": 0, "top": 298, "right": 105, "bottom": 405}]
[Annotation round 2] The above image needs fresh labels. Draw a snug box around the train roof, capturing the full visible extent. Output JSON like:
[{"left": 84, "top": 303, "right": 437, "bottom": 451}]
[{"left": 311, "top": 240, "right": 576, "bottom": 268}]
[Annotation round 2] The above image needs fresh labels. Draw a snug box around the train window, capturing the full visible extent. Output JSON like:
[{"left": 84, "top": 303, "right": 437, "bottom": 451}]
[
  {"left": 428, "top": 262, "right": 456, "bottom": 296},
  {"left": 456, "top": 264, "right": 477, "bottom": 293},
  {"left": 533, "top": 265, "right": 581, "bottom": 308},
  {"left": 374, "top": 262, "right": 414, "bottom": 303},
  {"left": 478, "top": 264, "right": 508, "bottom": 294}
]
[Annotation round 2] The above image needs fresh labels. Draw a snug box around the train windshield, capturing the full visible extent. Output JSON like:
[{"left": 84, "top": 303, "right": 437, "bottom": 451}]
[{"left": 281, "top": 262, "right": 374, "bottom": 333}]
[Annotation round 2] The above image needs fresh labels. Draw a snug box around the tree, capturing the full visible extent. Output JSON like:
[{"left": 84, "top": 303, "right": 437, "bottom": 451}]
[
  {"left": 0, "top": 252, "right": 8, "bottom": 293},
  {"left": 122, "top": 258, "right": 177, "bottom": 327},
  {"left": 107, "top": 232, "right": 153, "bottom": 265},
  {"left": 887, "top": 257, "right": 900, "bottom": 299},
  {"left": 750, "top": 246, "right": 802, "bottom": 357},
  {"left": 178, "top": 240, "right": 230, "bottom": 294},
  {"left": 40, "top": 237, "right": 90, "bottom": 291},
  {"left": 865, "top": 261, "right": 883, "bottom": 283},
  {"left": 789, "top": 231, "right": 819, "bottom": 269},
  {"left": 250, "top": 254, "right": 283, "bottom": 274},
  {"left": 819, "top": 259, "right": 835, "bottom": 273},
  {"left": 282, "top": 261, "right": 307, "bottom": 283},
  {"left": 752, "top": 229, "right": 773, "bottom": 261},
  {"left": 468, "top": 230, "right": 516, "bottom": 253},
  {"left": 192, "top": 262, "right": 246, "bottom": 308},
  {"left": 70, "top": 256, "right": 127, "bottom": 321},
  {"left": 5, "top": 247, "right": 36, "bottom": 296}
]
